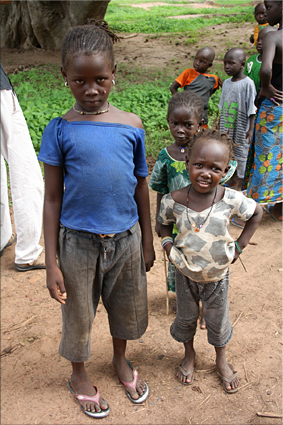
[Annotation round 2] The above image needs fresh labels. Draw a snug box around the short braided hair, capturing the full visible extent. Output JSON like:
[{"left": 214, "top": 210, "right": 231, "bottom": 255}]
[
  {"left": 187, "top": 128, "right": 234, "bottom": 165},
  {"left": 62, "top": 20, "right": 119, "bottom": 69},
  {"left": 167, "top": 91, "right": 204, "bottom": 123}
]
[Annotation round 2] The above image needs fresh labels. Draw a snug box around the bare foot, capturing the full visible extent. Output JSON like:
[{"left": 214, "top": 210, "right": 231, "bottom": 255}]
[
  {"left": 177, "top": 350, "right": 195, "bottom": 384},
  {"left": 113, "top": 357, "right": 146, "bottom": 400},
  {"left": 216, "top": 358, "right": 239, "bottom": 393},
  {"left": 70, "top": 368, "right": 108, "bottom": 413}
]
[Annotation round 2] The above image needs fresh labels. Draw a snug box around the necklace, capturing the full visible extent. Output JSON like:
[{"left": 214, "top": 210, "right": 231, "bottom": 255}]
[
  {"left": 73, "top": 102, "right": 110, "bottom": 115},
  {"left": 186, "top": 185, "right": 217, "bottom": 232},
  {"left": 177, "top": 144, "right": 188, "bottom": 154}
]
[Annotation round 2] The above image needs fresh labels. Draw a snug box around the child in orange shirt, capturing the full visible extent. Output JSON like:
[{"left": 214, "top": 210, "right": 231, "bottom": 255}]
[
  {"left": 249, "top": 2, "right": 269, "bottom": 45},
  {"left": 170, "top": 47, "right": 222, "bottom": 128}
]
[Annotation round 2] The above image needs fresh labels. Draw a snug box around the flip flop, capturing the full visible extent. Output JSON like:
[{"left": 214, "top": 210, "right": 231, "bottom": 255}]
[
  {"left": 119, "top": 359, "right": 149, "bottom": 404},
  {"left": 15, "top": 251, "right": 46, "bottom": 271},
  {"left": 0, "top": 232, "right": 16, "bottom": 257},
  {"left": 178, "top": 364, "right": 194, "bottom": 385},
  {"left": 231, "top": 218, "right": 244, "bottom": 229},
  {"left": 217, "top": 364, "right": 239, "bottom": 394},
  {"left": 68, "top": 381, "right": 110, "bottom": 418},
  {"left": 263, "top": 205, "right": 280, "bottom": 222}
]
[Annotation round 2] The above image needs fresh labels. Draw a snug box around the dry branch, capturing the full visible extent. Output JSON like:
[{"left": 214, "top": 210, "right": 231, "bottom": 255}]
[{"left": 256, "top": 412, "right": 282, "bottom": 418}]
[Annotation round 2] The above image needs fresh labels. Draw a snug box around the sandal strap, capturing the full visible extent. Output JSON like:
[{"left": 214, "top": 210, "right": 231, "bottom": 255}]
[
  {"left": 221, "top": 371, "right": 238, "bottom": 384},
  {"left": 120, "top": 369, "right": 138, "bottom": 391},
  {"left": 75, "top": 386, "right": 100, "bottom": 404},
  {"left": 179, "top": 365, "right": 194, "bottom": 377}
]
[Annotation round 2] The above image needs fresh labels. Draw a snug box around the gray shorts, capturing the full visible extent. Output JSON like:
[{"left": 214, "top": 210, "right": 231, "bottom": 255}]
[
  {"left": 171, "top": 269, "right": 233, "bottom": 347},
  {"left": 57, "top": 222, "right": 148, "bottom": 363}
]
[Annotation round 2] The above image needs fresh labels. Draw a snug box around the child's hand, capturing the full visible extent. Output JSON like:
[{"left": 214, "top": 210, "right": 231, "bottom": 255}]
[
  {"left": 164, "top": 243, "right": 173, "bottom": 261},
  {"left": 245, "top": 129, "right": 253, "bottom": 144},
  {"left": 142, "top": 241, "right": 155, "bottom": 272},
  {"left": 231, "top": 249, "right": 240, "bottom": 264},
  {"left": 46, "top": 265, "right": 67, "bottom": 304},
  {"left": 259, "top": 85, "right": 283, "bottom": 106},
  {"left": 250, "top": 34, "right": 254, "bottom": 44}
]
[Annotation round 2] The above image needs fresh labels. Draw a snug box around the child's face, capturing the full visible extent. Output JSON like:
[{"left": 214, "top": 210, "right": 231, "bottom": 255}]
[
  {"left": 168, "top": 107, "right": 201, "bottom": 147},
  {"left": 264, "top": 1, "right": 282, "bottom": 26},
  {"left": 193, "top": 52, "right": 212, "bottom": 74},
  {"left": 256, "top": 31, "right": 264, "bottom": 53},
  {"left": 61, "top": 52, "right": 116, "bottom": 113},
  {"left": 186, "top": 139, "right": 230, "bottom": 194},
  {"left": 223, "top": 54, "right": 244, "bottom": 78},
  {"left": 255, "top": 3, "right": 267, "bottom": 25}
]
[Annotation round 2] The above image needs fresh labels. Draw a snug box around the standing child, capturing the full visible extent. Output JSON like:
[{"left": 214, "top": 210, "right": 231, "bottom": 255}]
[
  {"left": 38, "top": 21, "right": 155, "bottom": 419},
  {"left": 158, "top": 129, "right": 262, "bottom": 392},
  {"left": 170, "top": 47, "right": 222, "bottom": 128},
  {"left": 219, "top": 47, "right": 256, "bottom": 190},
  {"left": 245, "top": 25, "right": 277, "bottom": 92},
  {"left": 149, "top": 91, "right": 236, "bottom": 321},
  {"left": 249, "top": 2, "right": 269, "bottom": 46}
]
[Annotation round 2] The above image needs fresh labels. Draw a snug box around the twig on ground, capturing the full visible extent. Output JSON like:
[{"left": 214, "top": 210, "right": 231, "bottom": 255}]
[
  {"left": 243, "top": 362, "right": 249, "bottom": 383},
  {"left": 256, "top": 412, "right": 282, "bottom": 418},
  {"left": 196, "top": 394, "right": 211, "bottom": 409},
  {"left": 119, "top": 33, "right": 138, "bottom": 39},
  {"left": 232, "top": 311, "right": 243, "bottom": 327},
  {"left": 128, "top": 407, "right": 147, "bottom": 415},
  {"left": 238, "top": 382, "right": 251, "bottom": 391},
  {"left": 3, "top": 315, "right": 36, "bottom": 333},
  {"left": 200, "top": 417, "right": 212, "bottom": 424}
]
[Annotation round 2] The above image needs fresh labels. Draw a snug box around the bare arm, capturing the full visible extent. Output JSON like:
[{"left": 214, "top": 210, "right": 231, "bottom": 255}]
[
  {"left": 246, "top": 114, "right": 255, "bottom": 143},
  {"left": 155, "top": 192, "right": 163, "bottom": 237},
  {"left": 170, "top": 81, "right": 181, "bottom": 95},
  {"left": 159, "top": 223, "right": 174, "bottom": 259},
  {"left": 259, "top": 31, "right": 283, "bottom": 104},
  {"left": 134, "top": 176, "right": 155, "bottom": 271},
  {"left": 232, "top": 203, "right": 263, "bottom": 264},
  {"left": 43, "top": 163, "right": 66, "bottom": 304}
]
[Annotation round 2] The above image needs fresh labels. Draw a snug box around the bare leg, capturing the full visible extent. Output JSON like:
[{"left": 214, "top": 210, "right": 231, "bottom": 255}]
[
  {"left": 177, "top": 338, "right": 195, "bottom": 384},
  {"left": 269, "top": 203, "right": 283, "bottom": 221},
  {"left": 112, "top": 337, "right": 146, "bottom": 399},
  {"left": 199, "top": 301, "right": 206, "bottom": 329},
  {"left": 215, "top": 346, "right": 239, "bottom": 392},
  {"left": 70, "top": 362, "right": 108, "bottom": 413}
]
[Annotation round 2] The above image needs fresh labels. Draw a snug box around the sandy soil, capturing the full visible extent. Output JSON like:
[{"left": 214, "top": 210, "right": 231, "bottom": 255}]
[{"left": 1, "top": 8, "right": 282, "bottom": 425}]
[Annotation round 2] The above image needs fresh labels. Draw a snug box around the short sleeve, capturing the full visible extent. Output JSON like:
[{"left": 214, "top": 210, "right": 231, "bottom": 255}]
[
  {"left": 226, "top": 189, "right": 256, "bottom": 221},
  {"left": 246, "top": 78, "right": 257, "bottom": 116},
  {"left": 157, "top": 194, "right": 176, "bottom": 225},
  {"left": 218, "top": 79, "right": 229, "bottom": 110},
  {"left": 133, "top": 127, "right": 148, "bottom": 177},
  {"left": 149, "top": 149, "right": 169, "bottom": 194},
  {"left": 175, "top": 69, "right": 191, "bottom": 88},
  {"left": 38, "top": 117, "right": 64, "bottom": 166}
]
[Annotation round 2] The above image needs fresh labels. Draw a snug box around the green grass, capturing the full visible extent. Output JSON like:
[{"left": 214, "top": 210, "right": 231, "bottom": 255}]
[
  {"left": 7, "top": 1, "right": 253, "bottom": 160},
  {"left": 105, "top": 2, "right": 254, "bottom": 34}
]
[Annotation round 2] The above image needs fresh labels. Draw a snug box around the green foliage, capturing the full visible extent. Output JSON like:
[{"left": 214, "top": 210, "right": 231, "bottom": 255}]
[{"left": 106, "top": 1, "right": 254, "bottom": 34}]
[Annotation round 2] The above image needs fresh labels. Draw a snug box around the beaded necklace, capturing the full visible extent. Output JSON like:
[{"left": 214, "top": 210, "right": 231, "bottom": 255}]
[
  {"left": 186, "top": 185, "right": 217, "bottom": 232},
  {"left": 73, "top": 102, "right": 110, "bottom": 115}
]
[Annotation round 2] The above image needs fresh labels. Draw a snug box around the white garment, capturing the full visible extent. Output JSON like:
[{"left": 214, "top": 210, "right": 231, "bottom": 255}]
[{"left": 0, "top": 89, "right": 43, "bottom": 263}]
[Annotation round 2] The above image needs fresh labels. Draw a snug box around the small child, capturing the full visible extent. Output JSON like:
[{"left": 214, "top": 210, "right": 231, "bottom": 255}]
[
  {"left": 250, "top": 2, "right": 269, "bottom": 46},
  {"left": 158, "top": 129, "right": 262, "bottom": 392},
  {"left": 149, "top": 91, "right": 236, "bottom": 311},
  {"left": 170, "top": 47, "right": 222, "bottom": 128},
  {"left": 219, "top": 47, "right": 256, "bottom": 190},
  {"left": 245, "top": 25, "right": 277, "bottom": 92},
  {"left": 38, "top": 21, "right": 155, "bottom": 419}
]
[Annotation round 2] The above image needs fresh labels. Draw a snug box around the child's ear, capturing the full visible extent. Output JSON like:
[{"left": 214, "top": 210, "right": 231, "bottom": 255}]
[
  {"left": 208, "top": 61, "right": 213, "bottom": 68},
  {"left": 198, "top": 119, "right": 204, "bottom": 130},
  {"left": 241, "top": 61, "right": 245, "bottom": 69},
  {"left": 185, "top": 156, "right": 190, "bottom": 170},
  {"left": 112, "top": 63, "right": 117, "bottom": 78},
  {"left": 61, "top": 66, "right": 67, "bottom": 82},
  {"left": 222, "top": 164, "right": 231, "bottom": 178}
]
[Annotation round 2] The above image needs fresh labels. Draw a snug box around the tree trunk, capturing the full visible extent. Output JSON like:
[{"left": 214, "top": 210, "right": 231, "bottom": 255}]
[{"left": 1, "top": 0, "right": 111, "bottom": 50}]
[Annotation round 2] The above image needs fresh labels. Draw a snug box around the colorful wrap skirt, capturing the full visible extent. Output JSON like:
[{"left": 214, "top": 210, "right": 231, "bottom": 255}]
[{"left": 243, "top": 98, "right": 283, "bottom": 204}]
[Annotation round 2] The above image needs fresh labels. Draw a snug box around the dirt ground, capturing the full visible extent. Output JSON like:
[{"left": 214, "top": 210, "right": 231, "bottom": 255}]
[{"left": 1, "top": 9, "right": 282, "bottom": 425}]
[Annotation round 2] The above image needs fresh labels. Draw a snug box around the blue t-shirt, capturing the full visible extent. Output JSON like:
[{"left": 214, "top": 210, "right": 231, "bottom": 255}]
[{"left": 38, "top": 118, "right": 148, "bottom": 234}]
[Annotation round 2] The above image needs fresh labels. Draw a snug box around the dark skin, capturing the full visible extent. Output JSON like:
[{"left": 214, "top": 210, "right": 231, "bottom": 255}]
[
  {"left": 170, "top": 48, "right": 222, "bottom": 94},
  {"left": 250, "top": 3, "right": 268, "bottom": 44},
  {"left": 259, "top": 0, "right": 283, "bottom": 220},
  {"left": 45, "top": 52, "right": 155, "bottom": 414},
  {"left": 160, "top": 138, "right": 262, "bottom": 389},
  {"left": 221, "top": 49, "right": 256, "bottom": 190}
]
